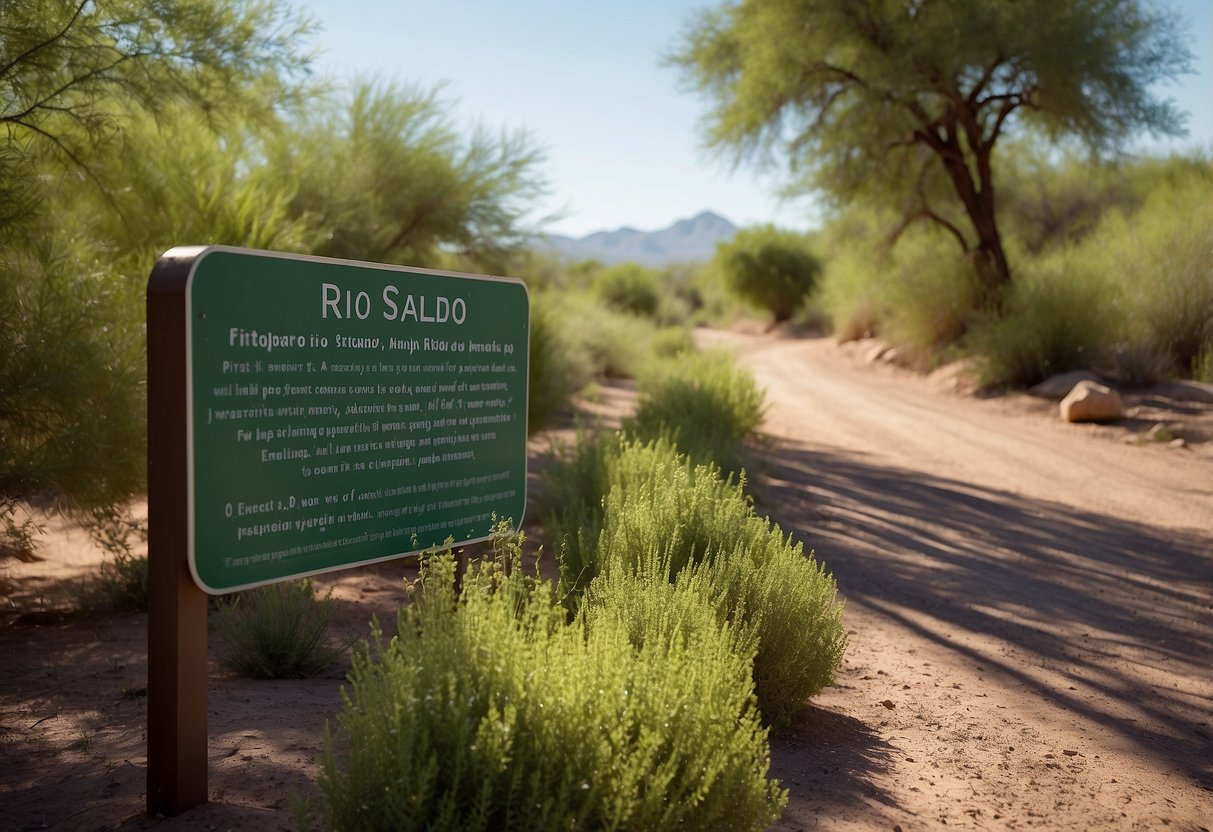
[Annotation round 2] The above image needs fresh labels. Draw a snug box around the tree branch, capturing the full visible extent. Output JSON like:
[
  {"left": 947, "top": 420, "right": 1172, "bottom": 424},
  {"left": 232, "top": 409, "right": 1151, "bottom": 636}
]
[{"left": 0, "top": 0, "right": 90, "bottom": 80}]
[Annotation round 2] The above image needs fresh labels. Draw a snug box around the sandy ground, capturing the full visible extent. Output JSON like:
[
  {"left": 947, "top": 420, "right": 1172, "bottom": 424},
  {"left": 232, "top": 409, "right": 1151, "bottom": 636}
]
[{"left": 2, "top": 330, "right": 1211, "bottom": 831}]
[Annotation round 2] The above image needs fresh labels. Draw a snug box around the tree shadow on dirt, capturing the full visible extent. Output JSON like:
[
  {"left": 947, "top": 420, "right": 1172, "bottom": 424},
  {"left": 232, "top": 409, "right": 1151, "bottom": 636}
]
[{"left": 758, "top": 439, "right": 1213, "bottom": 785}]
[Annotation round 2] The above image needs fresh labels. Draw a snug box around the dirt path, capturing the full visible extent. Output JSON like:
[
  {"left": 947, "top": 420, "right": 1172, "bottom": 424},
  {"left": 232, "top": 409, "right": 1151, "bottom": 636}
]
[{"left": 709, "top": 331, "right": 1213, "bottom": 830}]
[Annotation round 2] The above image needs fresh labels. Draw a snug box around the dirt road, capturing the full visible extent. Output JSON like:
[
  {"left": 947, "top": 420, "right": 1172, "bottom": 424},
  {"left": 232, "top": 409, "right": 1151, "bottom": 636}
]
[{"left": 712, "top": 331, "right": 1213, "bottom": 830}]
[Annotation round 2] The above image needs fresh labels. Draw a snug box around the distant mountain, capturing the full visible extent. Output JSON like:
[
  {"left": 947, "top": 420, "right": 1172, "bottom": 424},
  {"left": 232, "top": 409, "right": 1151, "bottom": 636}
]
[{"left": 542, "top": 211, "right": 738, "bottom": 267}]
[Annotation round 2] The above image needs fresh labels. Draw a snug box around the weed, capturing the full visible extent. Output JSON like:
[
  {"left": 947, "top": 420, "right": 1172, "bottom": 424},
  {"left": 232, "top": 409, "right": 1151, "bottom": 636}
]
[
  {"left": 214, "top": 579, "right": 343, "bottom": 679},
  {"left": 72, "top": 550, "right": 148, "bottom": 615}
]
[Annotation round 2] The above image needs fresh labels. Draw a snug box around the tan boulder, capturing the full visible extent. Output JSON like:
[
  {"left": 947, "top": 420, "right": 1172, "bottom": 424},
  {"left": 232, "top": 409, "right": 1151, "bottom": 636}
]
[{"left": 1060, "top": 381, "right": 1122, "bottom": 423}]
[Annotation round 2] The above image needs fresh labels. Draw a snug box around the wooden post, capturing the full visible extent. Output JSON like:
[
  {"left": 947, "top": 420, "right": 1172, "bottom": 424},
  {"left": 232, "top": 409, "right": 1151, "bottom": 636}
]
[{"left": 146, "top": 249, "right": 210, "bottom": 815}]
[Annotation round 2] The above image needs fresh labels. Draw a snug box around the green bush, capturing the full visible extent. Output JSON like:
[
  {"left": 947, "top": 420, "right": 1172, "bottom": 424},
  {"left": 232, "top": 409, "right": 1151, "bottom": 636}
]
[
  {"left": 317, "top": 539, "right": 786, "bottom": 832},
  {"left": 543, "top": 435, "right": 728, "bottom": 607},
  {"left": 592, "top": 262, "right": 662, "bottom": 317},
  {"left": 589, "top": 449, "right": 847, "bottom": 725},
  {"left": 968, "top": 250, "right": 1113, "bottom": 388},
  {"left": 527, "top": 296, "right": 592, "bottom": 432},
  {"left": 1092, "top": 176, "right": 1213, "bottom": 378},
  {"left": 713, "top": 225, "right": 822, "bottom": 323},
  {"left": 0, "top": 235, "right": 146, "bottom": 553},
  {"left": 214, "top": 578, "right": 342, "bottom": 678},
  {"left": 544, "top": 438, "right": 847, "bottom": 724},
  {"left": 630, "top": 349, "right": 765, "bottom": 475},
  {"left": 72, "top": 551, "right": 149, "bottom": 615}
]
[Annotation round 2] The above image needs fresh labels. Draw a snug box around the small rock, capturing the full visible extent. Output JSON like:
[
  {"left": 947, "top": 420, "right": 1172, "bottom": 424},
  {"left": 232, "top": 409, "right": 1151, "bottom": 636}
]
[
  {"left": 1030, "top": 370, "right": 1106, "bottom": 400},
  {"left": 1063, "top": 749, "right": 1079, "bottom": 756},
  {"left": 1154, "top": 380, "right": 1213, "bottom": 404},
  {"left": 1060, "top": 381, "right": 1122, "bottom": 423},
  {"left": 1169, "top": 438, "right": 1187, "bottom": 449},
  {"left": 881, "top": 699, "right": 896, "bottom": 710},
  {"left": 865, "top": 342, "right": 891, "bottom": 363}
]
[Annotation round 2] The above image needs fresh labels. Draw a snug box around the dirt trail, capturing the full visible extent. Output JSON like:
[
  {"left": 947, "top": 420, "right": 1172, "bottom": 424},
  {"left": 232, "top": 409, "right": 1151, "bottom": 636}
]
[{"left": 710, "top": 331, "right": 1213, "bottom": 830}]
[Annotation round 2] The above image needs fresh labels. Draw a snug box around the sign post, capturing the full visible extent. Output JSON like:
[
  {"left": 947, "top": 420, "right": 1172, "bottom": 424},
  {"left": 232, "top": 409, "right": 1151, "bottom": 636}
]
[{"left": 147, "top": 246, "right": 529, "bottom": 814}]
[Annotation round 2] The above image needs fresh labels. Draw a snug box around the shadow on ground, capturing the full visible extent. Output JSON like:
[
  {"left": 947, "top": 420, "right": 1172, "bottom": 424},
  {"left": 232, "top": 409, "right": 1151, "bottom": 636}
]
[{"left": 758, "top": 439, "right": 1213, "bottom": 785}]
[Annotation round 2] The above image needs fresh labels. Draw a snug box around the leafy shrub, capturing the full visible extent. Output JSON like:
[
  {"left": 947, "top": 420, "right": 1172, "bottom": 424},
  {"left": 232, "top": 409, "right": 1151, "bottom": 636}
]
[
  {"left": 968, "top": 252, "right": 1113, "bottom": 388},
  {"left": 544, "top": 438, "right": 847, "bottom": 724},
  {"left": 630, "top": 349, "right": 765, "bottom": 475},
  {"left": 317, "top": 538, "right": 786, "bottom": 832},
  {"left": 72, "top": 551, "right": 149, "bottom": 615},
  {"left": 648, "top": 325, "right": 695, "bottom": 358},
  {"left": 0, "top": 235, "right": 146, "bottom": 554},
  {"left": 1091, "top": 175, "right": 1213, "bottom": 377},
  {"left": 592, "top": 262, "right": 662, "bottom": 317},
  {"left": 214, "top": 578, "right": 342, "bottom": 678},
  {"left": 71, "top": 505, "right": 150, "bottom": 615},
  {"left": 527, "top": 296, "right": 591, "bottom": 432},
  {"left": 543, "top": 435, "right": 725, "bottom": 606},
  {"left": 589, "top": 449, "right": 847, "bottom": 725},
  {"left": 713, "top": 225, "right": 822, "bottom": 322}
]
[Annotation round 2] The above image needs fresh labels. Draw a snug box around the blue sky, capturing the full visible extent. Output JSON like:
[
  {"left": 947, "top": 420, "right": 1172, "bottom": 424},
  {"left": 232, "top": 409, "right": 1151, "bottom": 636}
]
[{"left": 295, "top": 0, "right": 1212, "bottom": 237}]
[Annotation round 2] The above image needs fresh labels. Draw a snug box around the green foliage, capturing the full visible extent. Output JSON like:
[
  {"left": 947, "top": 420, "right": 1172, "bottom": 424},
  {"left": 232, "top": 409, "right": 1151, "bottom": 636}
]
[
  {"left": 1088, "top": 175, "right": 1213, "bottom": 377},
  {"left": 543, "top": 435, "right": 715, "bottom": 606},
  {"left": 970, "top": 163, "right": 1213, "bottom": 387},
  {"left": 0, "top": 234, "right": 146, "bottom": 529},
  {"left": 0, "top": 0, "right": 313, "bottom": 203},
  {"left": 713, "top": 225, "right": 821, "bottom": 322},
  {"left": 967, "top": 251, "right": 1112, "bottom": 388},
  {"left": 72, "top": 551, "right": 149, "bottom": 615},
  {"left": 214, "top": 579, "right": 342, "bottom": 679},
  {"left": 527, "top": 297, "right": 590, "bottom": 433},
  {"left": 264, "top": 80, "right": 548, "bottom": 271},
  {"left": 590, "top": 453, "right": 846, "bottom": 725},
  {"left": 630, "top": 349, "right": 766, "bottom": 475},
  {"left": 591, "top": 263, "right": 662, "bottom": 317},
  {"left": 317, "top": 538, "right": 785, "bottom": 831},
  {"left": 673, "top": 0, "right": 1192, "bottom": 295},
  {"left": 544, "top": 437, "right": 847, "bottom": 725}
]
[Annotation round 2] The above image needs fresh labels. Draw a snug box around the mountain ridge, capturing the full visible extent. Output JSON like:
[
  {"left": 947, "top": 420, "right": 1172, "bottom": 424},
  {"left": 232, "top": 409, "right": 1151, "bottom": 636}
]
[{"left": 541, "top": 210, "right": 737, "bottom": 266}]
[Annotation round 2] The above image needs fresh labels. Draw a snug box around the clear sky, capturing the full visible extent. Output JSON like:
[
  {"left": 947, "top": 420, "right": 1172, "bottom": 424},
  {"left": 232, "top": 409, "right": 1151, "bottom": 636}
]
[{"left": 294, "top": 0, "right": 1212, "bottom": 238}]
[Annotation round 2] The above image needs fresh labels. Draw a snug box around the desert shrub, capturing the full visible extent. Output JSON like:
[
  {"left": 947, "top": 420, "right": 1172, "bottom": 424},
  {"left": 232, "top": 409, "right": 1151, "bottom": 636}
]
[
  {"left": 527, "top": 295, "right": 591, "bottom": 432},
  {"left": 817, "top": 244, "right": 887, "bottom": 342},
  {"left": 544, "top": 437, "right": 847, "bottom": 723},
  {"left": 577, "top": 305, "right": 657, "bottom": 378},
  {"left": 0, "top": 236, "right": 146, "bottom": 554},
  {"left": 592, "top": 262, "right": 662, "bottom": 317},
  {"left": 968, "top": 251, "right": 1113, "bottom": 388},
  {"left": 71, "top": 505, "right": 150, "bottom": 615},
  {"left": 214, "top": 578, "right": 342, "bottom": 679},
  {"left": 72, "top": 550, "right": 149, "bottom": 615},
  {"left": 1090, "top": 175, "right": 1213, "bottom": 378},
  {"left": 648, "top": 325, "right": 695, "bottom": 358},
  {"left": 629, "top": 349, "right": 765, "bottom": 475},
  {"left": 589, "top": 450, "right": 846, "bottom": 725},
  {"left": 542, "top": 435, "right": 713, "bottom": 606},
  {"left": 317, "top": 539, "right": 786, "bottom": 832},
  {"left": 877, "top": 234, "right": 984, "bottom": 367},
  {"left": 713, "top": 225, "right": 822, "bottom": 323}
]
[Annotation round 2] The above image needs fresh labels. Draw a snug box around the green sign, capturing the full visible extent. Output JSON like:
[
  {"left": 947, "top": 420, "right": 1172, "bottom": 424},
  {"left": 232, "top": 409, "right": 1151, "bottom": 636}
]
[{"left": 184, "top": 247, "right": 529, "bottom": 593}]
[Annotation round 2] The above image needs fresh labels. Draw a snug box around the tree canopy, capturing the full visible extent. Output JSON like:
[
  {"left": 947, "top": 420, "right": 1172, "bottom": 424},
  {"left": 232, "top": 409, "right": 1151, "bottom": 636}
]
[
  {"left": 1, "top": 0, "right": 312, "bottom": 170},
  {"left": 672, "top": 0, "right": 1194, "bottom": 300}
]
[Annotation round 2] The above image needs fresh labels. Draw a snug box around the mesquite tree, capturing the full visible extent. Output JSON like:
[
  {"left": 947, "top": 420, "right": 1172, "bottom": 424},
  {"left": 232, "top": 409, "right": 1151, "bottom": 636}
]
[{"left": 673, "top": 0, "right": 1193, "bottom": 304}]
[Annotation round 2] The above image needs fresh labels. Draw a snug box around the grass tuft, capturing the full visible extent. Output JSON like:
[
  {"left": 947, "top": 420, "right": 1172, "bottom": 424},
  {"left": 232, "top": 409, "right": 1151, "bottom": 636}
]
[{"left": 214, "top": 578, "right": 343, "bottom": 679}]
